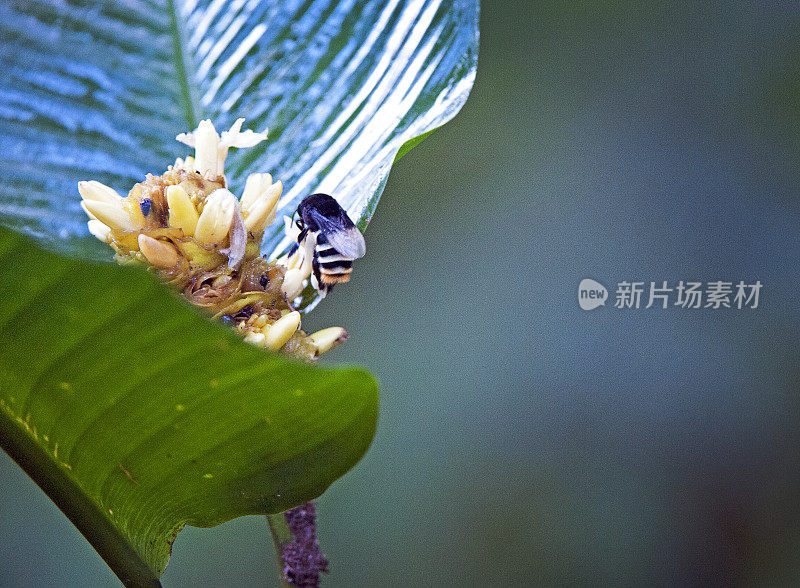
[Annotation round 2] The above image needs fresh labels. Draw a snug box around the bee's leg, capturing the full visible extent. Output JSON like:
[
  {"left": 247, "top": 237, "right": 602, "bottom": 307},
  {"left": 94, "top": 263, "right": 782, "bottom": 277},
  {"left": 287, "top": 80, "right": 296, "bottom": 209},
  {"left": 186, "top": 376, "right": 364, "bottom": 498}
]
[
  {"left": 312, "top": 255, "right": 321, "bottom": 287},
  {"left": 311, "top": 254, "right": 331, "bottom": 297}
]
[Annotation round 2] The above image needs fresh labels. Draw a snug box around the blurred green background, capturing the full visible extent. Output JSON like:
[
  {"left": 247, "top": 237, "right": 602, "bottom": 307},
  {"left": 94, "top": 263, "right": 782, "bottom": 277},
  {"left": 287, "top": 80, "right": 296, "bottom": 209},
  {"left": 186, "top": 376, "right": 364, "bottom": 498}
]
[{"left": 3, "top": 0, "right": 800, "bottom": 585}]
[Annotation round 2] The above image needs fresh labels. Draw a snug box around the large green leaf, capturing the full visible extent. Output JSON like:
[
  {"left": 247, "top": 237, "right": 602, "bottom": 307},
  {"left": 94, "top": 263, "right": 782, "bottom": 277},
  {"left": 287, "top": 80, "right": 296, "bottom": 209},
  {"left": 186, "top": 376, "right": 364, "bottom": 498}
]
[
  {"left": 0, "top": 226, "right": 378, "bottom": 583},
  {"left": 0, "top": 0, "right": 479, "bottom": 260},
  {"left": 0, "top": 0, "right": 477, "bottom": 582}
]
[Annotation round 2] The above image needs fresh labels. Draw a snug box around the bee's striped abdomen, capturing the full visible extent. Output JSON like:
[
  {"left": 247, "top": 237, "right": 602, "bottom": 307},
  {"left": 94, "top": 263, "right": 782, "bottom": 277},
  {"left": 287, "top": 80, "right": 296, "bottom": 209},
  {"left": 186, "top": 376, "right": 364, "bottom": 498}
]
[{"left": 314, "top": 232, "right": 354, "bottom": 285}]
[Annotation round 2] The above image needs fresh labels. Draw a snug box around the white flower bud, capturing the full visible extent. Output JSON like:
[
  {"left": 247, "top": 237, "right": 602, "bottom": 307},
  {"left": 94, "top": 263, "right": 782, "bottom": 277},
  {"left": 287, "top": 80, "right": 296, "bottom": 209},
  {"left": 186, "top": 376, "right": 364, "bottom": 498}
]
[
  {"left": 194, "top": 188, "right": 236, "bottom": 245},
  {"left": 281, "top": 268, "right": 306, "bottom": 300},
  {"left": 244, "top": 331, "right": 267, "bottom": 347},
  {"left": 87, "top": 220, "right": 111, "bottom": 243},
  {"left": 240, "top": 173, "right": 273, "bottom": 211},
  {"left": 81, "top": 199, "right": 142, "bottom": 232},
  {"left": 243, "top": 181, "right": 282, "bottom": 236},
  {"left": 78, "top": 181, "right": 123, "bottom": 204}
]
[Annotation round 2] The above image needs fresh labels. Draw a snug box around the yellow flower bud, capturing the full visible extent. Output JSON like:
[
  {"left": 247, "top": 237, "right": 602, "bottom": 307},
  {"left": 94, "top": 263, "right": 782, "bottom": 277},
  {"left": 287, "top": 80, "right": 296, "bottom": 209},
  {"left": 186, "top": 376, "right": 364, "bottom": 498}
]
[
  {"left": 137, "top": 235, "right": 179, "bottom": 268},
  {"left": 307, "top": 327, "right": 347, "bottom": 355},
  {"left": 166, "top": 185, "right": 199, "bottom": 236},
  {"left": 264, "top": 311, "right": 300, "bottom": 350}
]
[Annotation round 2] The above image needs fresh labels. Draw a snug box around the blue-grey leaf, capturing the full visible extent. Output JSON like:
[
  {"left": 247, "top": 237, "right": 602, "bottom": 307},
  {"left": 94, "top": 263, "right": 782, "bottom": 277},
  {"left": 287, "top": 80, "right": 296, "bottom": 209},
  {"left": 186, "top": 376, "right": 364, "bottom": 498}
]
[{"left": 0, "top": 0, "right": 479, "bottom": 262}]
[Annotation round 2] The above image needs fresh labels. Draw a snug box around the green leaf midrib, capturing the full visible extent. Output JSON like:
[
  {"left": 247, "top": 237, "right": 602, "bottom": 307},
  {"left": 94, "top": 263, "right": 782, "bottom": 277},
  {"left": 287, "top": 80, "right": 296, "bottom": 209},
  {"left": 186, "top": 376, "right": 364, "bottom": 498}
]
[{"left": 167, "top": 0, "right": 200, "bottom": 129}]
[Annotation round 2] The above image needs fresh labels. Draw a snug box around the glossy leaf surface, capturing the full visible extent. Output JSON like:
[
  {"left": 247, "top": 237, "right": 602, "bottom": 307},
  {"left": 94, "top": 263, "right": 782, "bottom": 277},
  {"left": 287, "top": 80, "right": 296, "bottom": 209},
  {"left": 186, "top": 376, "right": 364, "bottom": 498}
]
[
  {"left": 0, "top": 0, "right": 479, "bottom": 259},
  {"left": 0, "top": 227, "right": 378, "bottom": 580}
]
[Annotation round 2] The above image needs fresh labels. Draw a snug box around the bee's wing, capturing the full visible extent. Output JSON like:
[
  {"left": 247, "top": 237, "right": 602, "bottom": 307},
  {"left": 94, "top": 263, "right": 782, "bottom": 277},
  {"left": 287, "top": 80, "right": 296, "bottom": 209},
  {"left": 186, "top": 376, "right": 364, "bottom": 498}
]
[
  {"left": 308, "top": 207, "right": 366, "bottom": 259},
  {"left": 325, "top": 226, "right": 366, "bottom": 259}
]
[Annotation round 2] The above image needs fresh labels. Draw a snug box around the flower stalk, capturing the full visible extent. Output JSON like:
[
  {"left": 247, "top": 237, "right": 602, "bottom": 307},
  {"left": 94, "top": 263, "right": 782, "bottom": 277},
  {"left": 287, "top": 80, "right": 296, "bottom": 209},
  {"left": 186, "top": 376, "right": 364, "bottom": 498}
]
[{"left": 266, "top": 513, "right": 294, "bottom": 588}]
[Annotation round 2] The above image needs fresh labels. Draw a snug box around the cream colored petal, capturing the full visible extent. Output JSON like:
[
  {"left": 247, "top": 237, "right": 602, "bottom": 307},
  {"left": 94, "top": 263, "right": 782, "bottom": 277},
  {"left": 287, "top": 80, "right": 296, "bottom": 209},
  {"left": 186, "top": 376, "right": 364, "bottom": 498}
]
[
  {"left": 138, "top": 235, "right": 179, "bottom": 268},
  {"left": 220, "top": 198, "right": 247, "bottom": 270},
  {"left": 193, "top": 119, "right": 221, "bottom": 175},
  {"left": 276, "top": 248, "right": 302, "bottom": 270},
  {"left": 175, "top": 131, "right": 196, "bottom": 148},
  {"left": 172, "top": 156, "right": 195, "bottom": 171},
  {"left": 194, "top": 188, "right": 236, "bottom": 245},
  {"left": 225, "top": 129, "right": 269, "bottom": 148},
  {"left": 78, "top": 181, "right": 122, "bottom": 204},
  {"left": 298, "top": 232, "right": 316, "bottom": 275},
  {"left": 264, "top": 311, "right": 300, "bottom": 350},
  {"left": 307, "top": 327, "right": 348, "bottom": 355},
  {"left": 87, "top": 220, "right": 111, "bottom": 243},
  {"left": 80, "top": 201, "right": 97, "bottom": 221},
  {"left": 240, "top": 173, "right": 273, "bottom": 212},
  {"left": 243, "top": 181, "right": 282, "bottom": 235},
  {"left": 217, "top": 119, "right": 268, "bottom": 173},
  {"left": 219, "top": 118, "right": 245, "bottom": 144},
  {"left": 81, "top": 200, "right": 142, "bottom": 232},
  {"left": 282, "top": 215, "right": 302, "bottom": 243},
  {"left": 220, "top": 117, "right": 268, "bottom": 148}
]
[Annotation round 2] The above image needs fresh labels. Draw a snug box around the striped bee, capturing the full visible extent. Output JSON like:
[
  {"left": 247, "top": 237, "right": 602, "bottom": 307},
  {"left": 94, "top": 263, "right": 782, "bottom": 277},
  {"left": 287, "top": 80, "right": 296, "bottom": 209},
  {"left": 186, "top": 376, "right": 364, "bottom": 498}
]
[{"left": 292, "top": 193, "right": 366, "bottom": 296}]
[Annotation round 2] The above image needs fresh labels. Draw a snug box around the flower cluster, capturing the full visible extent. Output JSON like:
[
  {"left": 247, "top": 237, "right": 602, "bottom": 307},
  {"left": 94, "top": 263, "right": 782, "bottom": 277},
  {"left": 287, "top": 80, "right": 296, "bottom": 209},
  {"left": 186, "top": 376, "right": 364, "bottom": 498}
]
[{"left": 79, "top": 119, "right": 346, "bottom": 361}]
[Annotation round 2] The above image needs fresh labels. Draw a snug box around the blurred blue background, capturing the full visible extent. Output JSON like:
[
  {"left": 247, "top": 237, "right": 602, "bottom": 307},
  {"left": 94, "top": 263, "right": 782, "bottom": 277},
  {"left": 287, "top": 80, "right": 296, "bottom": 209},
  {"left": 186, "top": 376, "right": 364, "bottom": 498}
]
[{"left": 3, "top": 1, "right": 800, "bottom": 585}]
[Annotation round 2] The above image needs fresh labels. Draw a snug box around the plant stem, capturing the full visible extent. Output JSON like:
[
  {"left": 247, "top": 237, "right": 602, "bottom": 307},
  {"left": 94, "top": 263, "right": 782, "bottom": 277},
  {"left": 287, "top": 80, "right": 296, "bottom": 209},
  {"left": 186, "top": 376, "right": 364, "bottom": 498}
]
[
  {"left": 0, "top": 405, "right": 162, "bottom": 587},
  {"left": 266, "top": 513, "right": 292, "bottom": 587}
]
